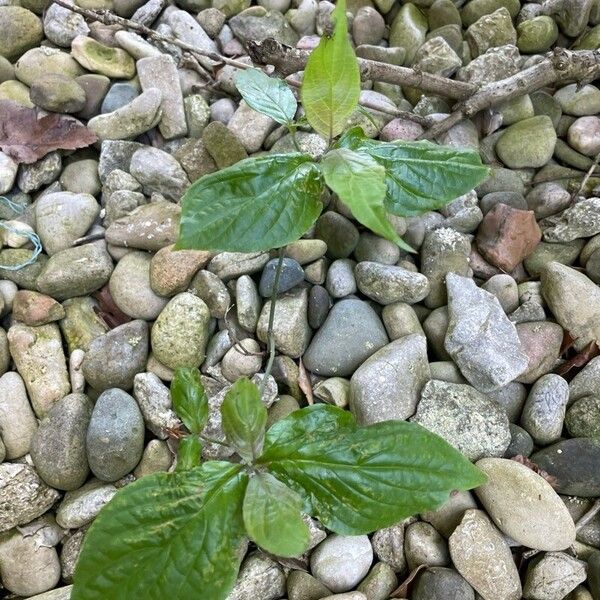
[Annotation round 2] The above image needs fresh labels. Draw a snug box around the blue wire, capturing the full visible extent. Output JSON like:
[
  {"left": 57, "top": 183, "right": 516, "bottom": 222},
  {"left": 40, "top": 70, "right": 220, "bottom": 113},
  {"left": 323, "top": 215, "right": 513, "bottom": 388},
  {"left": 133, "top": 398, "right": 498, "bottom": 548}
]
[{"left": 0, "top": 196, "right": 42, "bottom": 271}]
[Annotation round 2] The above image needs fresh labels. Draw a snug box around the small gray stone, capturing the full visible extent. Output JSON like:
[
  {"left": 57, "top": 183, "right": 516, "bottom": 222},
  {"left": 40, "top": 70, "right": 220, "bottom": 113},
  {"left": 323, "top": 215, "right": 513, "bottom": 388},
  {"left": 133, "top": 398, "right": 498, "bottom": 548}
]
[
  {"left": 208, "top": 252, "right": 269, "bottom": 280},
  {"left": 133, "top": 372, "right": 180, "bottom": 439},
  {"left": 287, "top": 570, "right": 331, "bottom": 600},
  {"left": 227, "top": 551, "right": 286, "bottom": 600},
  {"left": 350, "top": 335, "right": 430, "bottom": 425},
  {"left": 310, "top": 535, "right": 373, "bottom": 593},
  {"left": 520, "top": 374, "right": 568, "bottom": 445},
  {"left": 56, "top": 479, "right": 117, "bottom": 528},
  {"left": 404, "top": 521, "right": 450, "bottom": 571},
  {"left": 134, "top": 439, "right": 173, "bottom": 478},
  {"left": 17, "top": 152, "right": 61, "bottom": 193},
  {"left": 565, "top": 394, "right": 600, "bottom": 438},
  {"left": 569, "top": 356, "right": 600, "bottom": 402},
  {"left": 356, "top": 563, "right": 397, "bottom": 600},
  {"left": 259, "top": 257, "right": 304, "bottom": 297},
  {"left": 554, "top": 84, "right": 600, "bottom": 117},
  {"left": 236, "top": 275, "right": 261, "bottom": 332},
  {"left": 303, "top": 299, "right": 388, "bottom": 376},
  {"left": 101, "top": 82, "right": 139, "bottom": 114},
  {"left": 0, "top": 371, "right": 37, "bottom": 459},
  {"left": 221, "top": 339, "right": 263, "bottom": 382},
  {"left": 30, "top": 393, "right": 93, "bottom": 490},
  {"left": 86, "top": 388, "right": 145, "bottom": 481},
  {"left": 412, "top": 380, "right": 511, "bottom": 461},
  {"left": 421, "top": 491, "right": 478, "bottom": 539},
  {"left": 355, "top": 261, "right": 430, "bottom": 305},
  {"left": 82, "top": 320, "right": 149, "bottom": 391},
  {"left": 315, "top": 212, "right": 359, "bottom": 259},
  {"left": 504, "top": 423, "right": 534, "bottom": 458},
  {"left": 43, "top": 0, "right": 90, "bottom": 47},
  {"left": 228, "top": 100, "right": 277, "bottom": 153},
  {"left": 371, "top": 521, "right": 408, "bottom": 572},
  {"left": 0, "top": 463, "right": 60, "bottom": 533},
  {"left": 523, "top": 552, "right": 587, "bottom": 600},
  {"left": 326, "top": 259, "right": 356, "bottom": 299},
  {"left": 413, "top": 567, "right": 475, "bottom": 600},
  {"left": 445, "top": 273, "right": 528, "bottom": 392}
]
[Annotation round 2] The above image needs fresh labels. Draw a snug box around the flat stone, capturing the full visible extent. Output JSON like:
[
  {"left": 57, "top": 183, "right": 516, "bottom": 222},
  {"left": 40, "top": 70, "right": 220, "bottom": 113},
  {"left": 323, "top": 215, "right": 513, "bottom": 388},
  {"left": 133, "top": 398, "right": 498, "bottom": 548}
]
[
  {"left": 71, "top": 34, "right": 135, "bottom": 78},
  {"left": 475, "top": 458, "right": 576, "bottom": 551},
  {"left": 87, "top": 88, "right": 162, "bottom": 140},
  {"left": 412, "top": 380, "right": 511, "bottom": 461},
  {"left": 476, "top": 204, "right": 541, "bottom": 272},
  {"left": 303, "top": 299, "right": 388, "bottom": 376},
  {"left": 82, "top": 320, "right": 148, "bottom": 391},
  {"left": 515, "top": 321, "right": 563, "bottom": 384},
  {"left": 86, "top": 388, "right": 145, "bottom": 481},
  {"left": 350, "top": 334, "right": 430, "bottom": 424},
  {"left": 444, "top": 274, "right": 528, "bottom": 392},
  {"left": 531, "top": 438, "right": 600, "bottom": 497},
  {"left": 449, "top": 509, "right": 521, "bottom": 600},
  {"left": 30, "top": 393, "right": 92, "bottom": 490},
  {"left": 355, "top": 261, "right": 430, "bottom": 305},
  {"left": 29, "top": 73, "right": 86, "bottom": 113}
]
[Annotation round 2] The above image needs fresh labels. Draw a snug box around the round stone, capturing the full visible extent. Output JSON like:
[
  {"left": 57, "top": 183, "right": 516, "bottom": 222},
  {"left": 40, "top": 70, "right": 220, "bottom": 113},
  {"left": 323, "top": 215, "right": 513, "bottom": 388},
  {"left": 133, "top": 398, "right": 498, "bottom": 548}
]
[
  {"left": 496, "top": 115, "right": 557, "bottom": 169},
  {"left": 29, "top": 73, "right": 86, "bottom": 113},
  {"left": 0, "top": 7, "right": 43, "bottom": 61}
]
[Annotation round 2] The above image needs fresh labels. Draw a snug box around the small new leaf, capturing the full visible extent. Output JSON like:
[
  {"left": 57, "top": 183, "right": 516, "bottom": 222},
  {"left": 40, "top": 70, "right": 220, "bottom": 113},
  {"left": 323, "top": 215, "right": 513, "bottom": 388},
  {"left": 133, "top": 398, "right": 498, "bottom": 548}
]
[
  {"left": 336, "top": 128, "right": 490, "bottom": 216},
  {"left": 176, "top": 154, "right": 324, "bottom": 253},
  {"left": 301, "top": 0, "right": 360, "bottom": 140},
  {"left": 71, "top": 463, "right": 248, "bottom": 600},
  {"left": 221, "top": 378, "right": 268, "bottom": 462},
  {"left": 235, "top": 68, "right": 297, "bottom": 125},
  {"left": 258, "top": 405, "right": 486, "bottom": 534},
  {"left": 243, "top": 472, "right": 310, "bottom": 557},
  {"left": 176, "top": 435, "right": 202, "bottom": 471},
  {"left": 170, "top": 367, "right": 208, "bottom": 434},
  {"left": 321, "top": 148, "right": 413, "bottom": 251}
]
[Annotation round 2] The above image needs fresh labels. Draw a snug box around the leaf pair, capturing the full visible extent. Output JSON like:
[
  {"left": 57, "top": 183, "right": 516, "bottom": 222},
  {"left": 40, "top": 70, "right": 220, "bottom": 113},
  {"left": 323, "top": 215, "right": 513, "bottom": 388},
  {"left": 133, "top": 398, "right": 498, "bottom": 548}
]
[{"left": 72, "top": 376, "right": 486, "bottom": 600}]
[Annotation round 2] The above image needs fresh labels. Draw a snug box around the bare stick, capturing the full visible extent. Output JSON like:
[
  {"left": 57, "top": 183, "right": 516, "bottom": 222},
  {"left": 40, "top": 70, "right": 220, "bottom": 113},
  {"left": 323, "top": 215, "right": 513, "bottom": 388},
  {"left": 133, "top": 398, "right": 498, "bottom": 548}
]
[
  {"left": 247, "top": 39, "right": 476, "bottom": 100},
  {"left": 423, "top": 48, "right": 600, "bottom": 139},
  {"left": 570, "top": 152, "right": 600, "bottom": 202}
]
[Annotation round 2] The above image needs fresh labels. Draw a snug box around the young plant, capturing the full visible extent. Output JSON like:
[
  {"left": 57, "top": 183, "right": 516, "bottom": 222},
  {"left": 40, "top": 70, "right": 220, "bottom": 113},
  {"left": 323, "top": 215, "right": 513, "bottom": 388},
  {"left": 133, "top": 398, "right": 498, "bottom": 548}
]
[
  {"left": 72, "top": 371, "right": 486, "bottom": 600},
  {"left": 176, "top": 0, "right": 489, "bottom": 255}
]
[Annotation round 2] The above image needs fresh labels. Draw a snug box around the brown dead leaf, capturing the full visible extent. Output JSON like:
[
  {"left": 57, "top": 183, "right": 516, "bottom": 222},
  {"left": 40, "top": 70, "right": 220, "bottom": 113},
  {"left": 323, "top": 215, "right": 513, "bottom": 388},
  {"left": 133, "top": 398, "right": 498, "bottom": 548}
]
[
  {"left": 0, "top": 100, "right": 97, "bottom": 164},
  {"left": 555, "top": 341, "right": 600, "bottom": 377},
  {"left": 390, "top": 564, "right": 427, "bottom": 598},
  {"left": 92, "top": 285, "right": 132, "bottom": 329},
  {"left": 298, "top": 358, "right": 314, "bottom": 405}
]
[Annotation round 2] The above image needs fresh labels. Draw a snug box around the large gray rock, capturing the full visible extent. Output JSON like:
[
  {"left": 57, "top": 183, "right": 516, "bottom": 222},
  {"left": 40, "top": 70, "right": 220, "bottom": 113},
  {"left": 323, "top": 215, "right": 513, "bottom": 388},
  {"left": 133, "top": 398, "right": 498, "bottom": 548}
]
[
  {"left": 30, "top": 393, "right": 93, "bottom": 490},
  {"left": 412, "top": 380, "right": 511, "bottom": 461},
  {"left": 82, "top": 320, "right": 149, "bottom": 391},
  {"left": 474, "top": 458, "right": 576, "bottom": 551},
  {"left": 449, "top": 509, "right": 521, "bottom": 600},
  {"left": 303, "top": 299, "right": 388, "bottom": 376},
  {"left": 444, "top": 273, "right": 528, "bottom": 392},
  {"left": 86, "top": 388, "right": 145, "bottom": 481},
  {"left": 350, "top": 335, "right": 431, "bottom": 424}
]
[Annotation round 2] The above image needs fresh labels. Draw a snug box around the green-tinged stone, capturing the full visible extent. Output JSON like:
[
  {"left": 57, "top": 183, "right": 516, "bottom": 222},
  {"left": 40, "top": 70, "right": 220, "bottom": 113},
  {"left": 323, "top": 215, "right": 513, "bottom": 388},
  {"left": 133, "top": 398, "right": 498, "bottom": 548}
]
[
  {"left": 497, "top": 94, "right": 535, "bottom": 126},
  {"left": 530, "top": 90, "right": 562, "bottom": 128},
  {"left": 0, "top": 80, "right": 34, "bottom": 107},
  {"left": 517, "top": 16, "right": 559, "bottom": 53},
  {"left": 425, "top": 24, "right": 463, "bottom": 52},
  {"left": 71, "top": 35, "right": 135, "bottom": 79},
  {"left": 466, "top": 7, "right": 517, "bottom": 57},
  {"left": 573, "top": 25, "right": 600, "bottom": 50},
  {"left": 14, "top": 47, "right": 84, "bottom": 86},
  {"left": 554, "top": 84, "right": 600, "bottom": 116},
  {"left": 0, "top": 7, "right": 43, "bottom": 61},
  {"left": 428, "top": 0, "right": 461, "bottom": 29},
  {"left": 389, "top": 3, "right": 428, "bottom": 65},
  {"left": 0, "top": 249, "right": 47, "bottom": 291},
  {"left": 60, "top": 297, "right": 109, "bottom": 354},
  {"left": 554, "top": 139, "right": 595, "bottom": 171},
  {"left": 202, "top": 121, "right": 248, "bottom": 169},
  {"left": 496, "top": 115, "right": 557, "bottom": 169},
  {"left": 212, "top": 0, "right": 250, "bottom": 16},
  {"left": 461, "top": 0, "right": 520, "bottom": 27},
  {"left": 524, "top": 240, "right": 585, "bottom": 278}
]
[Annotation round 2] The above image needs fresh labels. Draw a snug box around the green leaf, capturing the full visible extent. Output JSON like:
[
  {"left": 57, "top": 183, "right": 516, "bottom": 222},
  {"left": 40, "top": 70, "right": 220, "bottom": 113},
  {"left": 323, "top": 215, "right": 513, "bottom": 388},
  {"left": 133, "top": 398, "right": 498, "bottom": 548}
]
[
  {"left": 258, "top": 405, "right": 486, "bottom": 534},
  {"left": 221, "top": 378, "right": 268, "bottom": 462},
  {"left": 321, "top": 148, "right": 413, "bottom": 251},
  {"left": 71, "top": 462, "right": 248, "bottom": 600},
  {"left": 301, "top": 0, "right": 360, "bottom": 140},
  {"left": 176, "top": 435, "right": 202, "bottom": 471},
  {"left": 336, "top": 128, "right": 490, "bottom": 217},
  {"left": 234, "top": 68, "right": 297, "bottom": 125},
  {"left": 170, "top": 367, "right": 208, "bottom": 434},
  {"left": 243, "top": 472, "right": 310, "bottom": 557},
  {"left": 176, "top": 154, "right": 324, "bottom": 253}
]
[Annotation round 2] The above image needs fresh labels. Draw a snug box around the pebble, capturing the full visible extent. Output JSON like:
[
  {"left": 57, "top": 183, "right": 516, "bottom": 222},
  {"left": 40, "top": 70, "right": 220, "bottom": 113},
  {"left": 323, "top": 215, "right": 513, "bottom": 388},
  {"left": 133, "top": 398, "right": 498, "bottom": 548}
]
[
  {"left": 543, "top": 198, "right": 600, "bottom": 243},
  {"left": 228, "top": 100, "right": 277, "bottom": 153},
  {"left": 0, "top": 463, "right": 60, "bottom": 533},
  {"left": 134, "top": 439, "right": 172, "bottom": 478},
  {"left": 110, "top": 251, "right": 169, "bottom": 320},
  {"left": 568, "top": 116, "right": 600, "bottom": 156},
  {"left": 350, "top": 334, "right": 430, "bottom": 424},
  {"left": 151, "top": 292, "right": 211, "bottom": 369},
  {"left": 565, "top": 395, "right": 600, "bottom": 438},
  {"left": 189, "top": 270, "right": 230, "bottom": 318},
  {"left": 523, "top": 552, "right": 587, "bottom": 600},
  {"left": 569, "top": 356, "right": 600, "bottom": 402},
  {"left": 86, "top": 388, "right": 145, "bottom": 481},
  {"left": 496, "top": 115, "right": 557, "bottom": 169},
  {"left": 56, "top": 479, "right": 117, "bottom": 529},
  {"left": 515, "top": 321, "right": 563, "bottom": 384},
  {"left": 520, "top": 374, "right": 569, "bottom": 445},
  {"left": 221, "top": 339, "right": 262, "bottom": 382},
  {"left": 356, "top": 562, "right": 397, "bottom": 600},
  {"left": 413, "top": 566, "right": 474, "bottom": 600},
  {"left": 71, "top": 35, "right": 136, "bottom": 78},
  {"left": 150, "top": 244, "right": 210, "bottom": 297},
  {"left": 422, "top": 490, "right": 478, "bottom": 539},
  {"left": 303, "top": 299, "right": 388, "bottom": 376},
  {"left": 444, "top": 273, "right": 528, "bottom": 392},
  {"left": 0, "top": 7, "right": 43, "bottom": 61},
  {"left": 259, "top": 257, "right": 304, "bottom": 297},
  {"left": 315, "top": 212, "right": 359, "bottom": 259},
  {"left": 60, "top": 296, "right": 108, "bottom": 354},
  {"left": 30, "top": 393, "right": 93, "bottom": 490},
  {"left": 554, "top": 84, "right": 600, "bottom": 116},
  {"left": 132, "top": 372, "right": 180, "bottom": 439},
  {"left": 43, "top": 0, "right": 90, "bottom": 47},
  {"left": 475, "top": 458, "right": 576, "bottom": 551},
  {"left": 355, "top": 261, "right": 430, "bottom": 305},
  {"left": 404, "top": 521, "right": 450, "bottom": 570},
  {"left": 310, "top": 535, "right": 373, "bottom": 593},
  {"left": 532, "top": 438, "right": 600, "bottom": 497},
  {"left": 29, "top": 73, "right": 86, "bottom": 113},
  {"left": 449, "top": 509, "right": 522, "bottom": 600},
  {"left": 412, "top": 379, "right": 511, "bottom": 461},
  {"left": 326, "top": 259, "right": 357, "bottom": 298},
  {"left": 287, "top": 570, "right": 332, "bottom": 600},
  {"left": 227, "top": 552, "right": 285, "bottom": 600},
  {"left": 101, "top": 82, "right": 139, "bottom": 114},
  {"left": 0, "top": 371, "right": 37, "bottom": 459},
  {"left": 82, "top": 320, "right": 149, "bottom": 391}
]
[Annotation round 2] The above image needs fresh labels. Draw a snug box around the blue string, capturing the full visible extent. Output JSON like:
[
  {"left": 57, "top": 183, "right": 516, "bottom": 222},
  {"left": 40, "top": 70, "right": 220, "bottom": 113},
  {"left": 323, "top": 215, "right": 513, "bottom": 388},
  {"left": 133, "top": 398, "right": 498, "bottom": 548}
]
[{"left": 0, "top": 196, "right": 42, "bottom": 271}]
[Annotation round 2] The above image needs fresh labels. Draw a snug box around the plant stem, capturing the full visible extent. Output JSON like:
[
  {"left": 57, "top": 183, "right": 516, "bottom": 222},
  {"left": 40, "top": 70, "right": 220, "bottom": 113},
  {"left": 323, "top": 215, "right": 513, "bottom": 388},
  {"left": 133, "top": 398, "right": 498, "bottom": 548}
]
[{"left": 259, "top": 248, "right": 285, "bottom": 396}]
